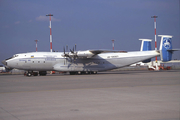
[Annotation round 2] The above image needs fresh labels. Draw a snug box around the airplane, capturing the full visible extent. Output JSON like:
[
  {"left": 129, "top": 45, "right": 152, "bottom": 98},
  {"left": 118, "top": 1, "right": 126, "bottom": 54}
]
[
  {"left": 0, "top": 65, "right": 12, "bottom": 73},
  {"left": 130, "top": 39, "right": 152, "bottom": 66},
  {"left": 1, "top": 35, "right": 179, "bottom": 76},
  {"left": 0, "top": 65, "right": 6, "bottom": 73}
]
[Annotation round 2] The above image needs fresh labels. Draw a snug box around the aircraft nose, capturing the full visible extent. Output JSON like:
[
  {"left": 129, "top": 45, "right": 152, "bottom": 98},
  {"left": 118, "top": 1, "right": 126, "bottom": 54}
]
[{"left": 1, "top": 60, "right": 7, "bottom": 66}]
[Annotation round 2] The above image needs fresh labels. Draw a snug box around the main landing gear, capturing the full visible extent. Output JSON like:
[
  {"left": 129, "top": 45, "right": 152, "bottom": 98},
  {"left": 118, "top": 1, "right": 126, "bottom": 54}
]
[
  {"left": 24, "top": 71, "right": 47, "bottom": 77},
  {"left": 69, "top": 71, "right": 97, "bottom": 75}
]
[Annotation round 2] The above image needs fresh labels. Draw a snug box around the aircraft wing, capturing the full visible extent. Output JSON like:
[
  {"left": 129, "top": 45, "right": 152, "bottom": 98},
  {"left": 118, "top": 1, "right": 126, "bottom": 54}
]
[
  {"left": 89, "top": 49, "right": 127, "bottom": 54},
  {"left": 76, "top": 49, "right": 127, "bottom": 58},
  {"left": 64, "top": 49, "right": 127, "bottom": 59}
]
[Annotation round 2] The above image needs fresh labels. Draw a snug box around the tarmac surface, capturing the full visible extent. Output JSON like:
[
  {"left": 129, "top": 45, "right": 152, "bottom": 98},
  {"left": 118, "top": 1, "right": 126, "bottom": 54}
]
[{"left": 0, "top": 70, "right": 180, "bottom": 120}]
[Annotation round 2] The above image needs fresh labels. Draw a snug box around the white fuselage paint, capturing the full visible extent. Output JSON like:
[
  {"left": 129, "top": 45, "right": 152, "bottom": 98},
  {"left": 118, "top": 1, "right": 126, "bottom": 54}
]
[{"left": 5, "top": 50, "right": 159, "bottom": 72}]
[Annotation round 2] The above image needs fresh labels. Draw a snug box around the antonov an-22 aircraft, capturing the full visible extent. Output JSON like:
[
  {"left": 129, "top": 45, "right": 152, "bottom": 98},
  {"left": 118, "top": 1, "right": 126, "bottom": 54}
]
[{"left": 1, "top": 35, "right": 178, "bottom": 76}]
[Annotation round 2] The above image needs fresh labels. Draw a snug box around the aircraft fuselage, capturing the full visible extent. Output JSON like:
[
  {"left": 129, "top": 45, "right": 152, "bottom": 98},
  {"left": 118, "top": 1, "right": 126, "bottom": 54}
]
[{"left": 4, "top": 50, "right": 159, "bottom": 72}]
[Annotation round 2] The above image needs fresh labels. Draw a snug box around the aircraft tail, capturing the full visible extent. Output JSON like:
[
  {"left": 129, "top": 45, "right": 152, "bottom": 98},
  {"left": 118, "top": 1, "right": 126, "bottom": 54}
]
[
  {"left": 139, "top": 39, "right": 152, "bottom": 51},
  {"left": 139, "top": 39, "right": 152, "bottom": 63},
  {"left": 158, "top": 35, "right": 173, "bottom": 62}
]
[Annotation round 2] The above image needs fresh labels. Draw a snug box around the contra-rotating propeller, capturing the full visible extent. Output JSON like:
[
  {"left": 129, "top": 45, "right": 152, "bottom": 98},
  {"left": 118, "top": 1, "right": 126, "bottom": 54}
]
[
  {"left": 62, "top": 44, "right": 78, "bottom": 64},
  {"left": 62, "top": 45, "right": 70, "bottom": 65},
  {"left": 70, "top": 44, "right": 78, "bottom": 60}
]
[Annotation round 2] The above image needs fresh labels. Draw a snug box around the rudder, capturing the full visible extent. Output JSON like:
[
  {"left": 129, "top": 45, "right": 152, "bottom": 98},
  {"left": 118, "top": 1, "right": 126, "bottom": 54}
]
[
  {"left": 139, "top": 39, "right": 152, "bottom": 51},
  {"left": 158, "top": 35, "right": 173, "bottom": 62},
  {"left": 139, "top": 39, "right": 152, "bottom": 63}
]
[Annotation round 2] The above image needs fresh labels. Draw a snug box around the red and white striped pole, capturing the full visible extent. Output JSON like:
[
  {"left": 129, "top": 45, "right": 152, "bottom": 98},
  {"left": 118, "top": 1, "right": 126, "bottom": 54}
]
[
  {"left": 112, "top": 39, "right": 115, "bottom": 50},
  {"left": 34, "top": 40, "right": 39, "bottom": 52},
  {"left": 46, "top": 14, "right": 53, "bottom": 52},
  {"left": 151, "top": 16, "right": 158, "bottom": 51},
  {"left": 151, "top": 15, "right": 158, "bottom": 70}
]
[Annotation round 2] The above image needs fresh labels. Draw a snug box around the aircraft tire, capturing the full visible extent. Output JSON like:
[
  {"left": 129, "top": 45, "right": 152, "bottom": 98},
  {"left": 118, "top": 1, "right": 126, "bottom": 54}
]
[
  {"left": 33, "top": 72, "right": 38, "bottom": 76},
  {"left": 27, "top": 72, "right": 32, "bottom": 77},
  {"left": 39, "top": 71, "right": 47, "bottom": 76},
  {"left": 70, "top": 72, "right": 76, "bottom": 75},
  {"left": 92, "top": 71, "right": 97, "bottom": 74},
  {"left": 77, "top": 71, "right": 81, "bottom": 75},
  {"left": 84, "top": 71, "right": 89, "bottom": 74},
  {"left": 90, "top": 71, "right": 97, "bottom": 74}
]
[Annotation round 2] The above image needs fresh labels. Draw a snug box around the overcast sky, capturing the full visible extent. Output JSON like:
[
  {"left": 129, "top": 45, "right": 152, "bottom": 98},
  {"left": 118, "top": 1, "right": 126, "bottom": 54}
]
[{"left": 0, "top": 0, "right": 179, "bottom": 63}]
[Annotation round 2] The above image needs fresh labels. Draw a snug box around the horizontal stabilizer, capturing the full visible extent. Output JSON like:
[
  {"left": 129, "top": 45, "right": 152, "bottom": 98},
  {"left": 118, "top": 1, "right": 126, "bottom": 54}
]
[{"left": 167, "top": 49, "right": 180, "bottom": 53}]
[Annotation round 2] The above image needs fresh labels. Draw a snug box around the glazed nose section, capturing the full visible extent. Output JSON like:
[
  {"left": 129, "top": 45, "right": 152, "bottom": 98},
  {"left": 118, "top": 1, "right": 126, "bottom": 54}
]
[{"left": 1, "top": 60, "right": 7, "bottom": 66}]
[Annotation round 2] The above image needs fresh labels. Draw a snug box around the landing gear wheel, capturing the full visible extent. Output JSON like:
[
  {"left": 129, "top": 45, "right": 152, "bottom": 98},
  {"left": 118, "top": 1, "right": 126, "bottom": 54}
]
[
  {"left": 77, "top": 71, "right": 81, "bottom": 75},
  {"left": 91, "top": 71, "right": 97, "bottom": 74},
  {"left": 27, "top": 72, "right": 32, "bottom": 77},
  {"left": 70, "top": 72, "right": 76, "bottom": 75},
  {"left": 39, "top": 71, "right": 47, "bottom": 76},
  {"left": 33, "top": 72, "right": 38, "bottom": 76}
]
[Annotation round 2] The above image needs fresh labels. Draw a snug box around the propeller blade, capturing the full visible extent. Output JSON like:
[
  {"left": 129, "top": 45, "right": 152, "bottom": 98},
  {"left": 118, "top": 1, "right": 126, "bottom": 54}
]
[
  {"left": 66, "top": 45, "right": 68, "bottom": 53},
  {"left": 75, "top": 44, "right": 76, "bottom": 52},
  {"left": 70, "top": 49, "right": 74, "bottom": 54}
]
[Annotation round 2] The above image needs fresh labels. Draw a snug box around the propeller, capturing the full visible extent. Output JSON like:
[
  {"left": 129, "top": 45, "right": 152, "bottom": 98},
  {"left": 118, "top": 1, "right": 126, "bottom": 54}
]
[
  {"left": 63, "top": 45, "right": 70, "bottom": 65},
  {"left": 62, "top": 44, "right": 78, "bottom": 64},
  {"left": 63, "top": 45, "right": 70, "bottom": 57},
  {"left": 70, "top": 44, "right": 78, "bottom": 60}
]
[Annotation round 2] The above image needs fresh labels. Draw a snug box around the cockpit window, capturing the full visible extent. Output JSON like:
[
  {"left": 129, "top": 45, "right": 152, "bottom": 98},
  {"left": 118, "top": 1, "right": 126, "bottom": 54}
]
[
  {"left": 6, "top": 56, "right": 14, "bottom": 60},
  {"left": 5, "top": 54, "right": 18, "bottom": 60},
  {"left": 14, "top": 54, "right": 18, "bottom": 57}
]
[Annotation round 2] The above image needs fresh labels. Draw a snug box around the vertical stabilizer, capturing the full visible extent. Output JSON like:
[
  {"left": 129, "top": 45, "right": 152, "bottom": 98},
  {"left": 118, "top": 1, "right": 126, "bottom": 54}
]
[
  {"left": 158, "top": 35, "right": 173, "bottom": 62},
  {"left": 139, "top": 39, "right": 152, "bottom": 51},
  {"left": 139, "top": 39, "right": 152, "bottom": 63}
]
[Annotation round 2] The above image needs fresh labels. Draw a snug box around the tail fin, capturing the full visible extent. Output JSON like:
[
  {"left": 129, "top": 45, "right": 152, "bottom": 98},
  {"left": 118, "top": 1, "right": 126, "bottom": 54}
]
[
  {"left": 139, "top": 39, "right": 152, "bottom": 63},
  {"left": 139, "top": 39, "right": 152, "bottom": 51},
  {"left": 158, "top": 35, "right": 173, "bottom": 62}
]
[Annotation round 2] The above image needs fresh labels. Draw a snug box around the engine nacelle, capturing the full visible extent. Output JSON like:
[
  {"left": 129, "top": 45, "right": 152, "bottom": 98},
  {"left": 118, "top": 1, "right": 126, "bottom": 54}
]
[{"left": 77, "top": 50, "right": 94, "bottom": 58}]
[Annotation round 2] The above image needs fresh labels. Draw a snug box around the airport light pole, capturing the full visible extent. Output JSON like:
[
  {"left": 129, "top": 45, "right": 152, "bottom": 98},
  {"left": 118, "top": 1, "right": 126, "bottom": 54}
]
[
  {"left": 46, "top": 14, "right": 53, "bottom": 52},
  {"left": 151, "top": 15, "right": 158, "bottom": 70},
  {"left": 34, "top": 40, "right": 39, "bottom": 52},
  {"left": 112, "top": 39, "right": 115, "bottom": 50}
]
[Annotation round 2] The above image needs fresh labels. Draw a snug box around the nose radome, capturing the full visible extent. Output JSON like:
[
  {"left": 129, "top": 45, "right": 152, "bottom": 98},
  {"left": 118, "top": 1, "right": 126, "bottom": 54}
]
[{"left": 1, "top": 60, "right": 7, "bottom": 65}]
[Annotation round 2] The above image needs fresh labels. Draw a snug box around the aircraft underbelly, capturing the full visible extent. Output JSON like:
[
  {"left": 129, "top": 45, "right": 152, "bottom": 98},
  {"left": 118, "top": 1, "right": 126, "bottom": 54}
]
[{"left": 53, "top": 63, "right": 107, "bottom": 71}]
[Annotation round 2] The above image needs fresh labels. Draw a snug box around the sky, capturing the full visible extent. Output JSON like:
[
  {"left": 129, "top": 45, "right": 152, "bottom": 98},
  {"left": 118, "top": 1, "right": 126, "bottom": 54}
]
[{"left": 0, "top": 0, "right": 180, "bottom": 63}]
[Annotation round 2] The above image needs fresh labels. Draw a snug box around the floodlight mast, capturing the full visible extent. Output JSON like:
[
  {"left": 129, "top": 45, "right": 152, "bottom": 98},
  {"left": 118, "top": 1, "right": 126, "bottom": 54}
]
[
  {"left": 151, "top": 15, "right": 158, "bottom": 70},
  {"left": 46, "top": 14, "right": 53, "bottom": 52},
  {"left": 34, "top": 40, "right": 39, "bottom": 52},
  {"left": 112, "top": 39, "right": 115, "bottom": 50},
  {"left": 151, "top": 16, "right": 158, "bottom": 51}
]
